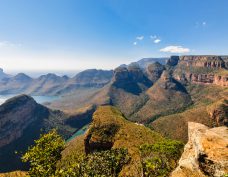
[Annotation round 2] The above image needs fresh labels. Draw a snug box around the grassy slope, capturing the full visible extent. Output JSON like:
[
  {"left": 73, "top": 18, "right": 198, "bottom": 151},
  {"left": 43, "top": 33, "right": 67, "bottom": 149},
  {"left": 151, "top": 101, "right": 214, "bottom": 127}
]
[
  {"left": 59, "top": 106, "right": 164, "bottom": 176},
  {"left": 151, "top": 84, "right": 228, "bottom": 142}
]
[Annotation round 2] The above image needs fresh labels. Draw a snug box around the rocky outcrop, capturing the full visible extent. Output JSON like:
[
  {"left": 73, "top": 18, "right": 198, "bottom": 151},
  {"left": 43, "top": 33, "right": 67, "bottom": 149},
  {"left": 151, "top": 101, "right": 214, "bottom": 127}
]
[
  {"left": 166, "top": 56, "right": 180, "bottom": 66},
  {"left": 171, "top": 122, "right": 228, "bottom": 177},
  {"left": 146, "top": 62, "right": 165, "bottom": 83},
  {"left": 113, "top": 64, "right": 152, "bottom": 95}
]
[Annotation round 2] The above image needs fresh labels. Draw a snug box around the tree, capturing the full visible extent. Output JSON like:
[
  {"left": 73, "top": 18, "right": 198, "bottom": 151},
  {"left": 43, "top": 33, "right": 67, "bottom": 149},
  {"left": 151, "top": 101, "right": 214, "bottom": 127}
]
[{"left": 22, "top": 129, "right": 65, "bottom": 177}]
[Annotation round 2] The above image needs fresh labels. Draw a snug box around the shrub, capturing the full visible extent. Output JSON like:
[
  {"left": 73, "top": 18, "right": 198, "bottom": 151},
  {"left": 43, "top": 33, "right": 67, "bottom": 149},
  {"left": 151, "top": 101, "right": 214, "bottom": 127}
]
[
  {"left": 57, "top": 148, "right": 130, "bottom": 177},
  {"left": 139, "top": 139, "right": 184, "bottom": 177},
  {"left": 22, "top": 129, "right": 65, "bottom": 177}
]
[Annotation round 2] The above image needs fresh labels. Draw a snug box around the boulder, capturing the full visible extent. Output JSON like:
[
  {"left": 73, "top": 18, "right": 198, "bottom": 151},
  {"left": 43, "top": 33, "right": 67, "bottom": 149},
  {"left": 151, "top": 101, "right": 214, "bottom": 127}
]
[{"left": 171, "top": 122, "right": 228, "bottom": 177}]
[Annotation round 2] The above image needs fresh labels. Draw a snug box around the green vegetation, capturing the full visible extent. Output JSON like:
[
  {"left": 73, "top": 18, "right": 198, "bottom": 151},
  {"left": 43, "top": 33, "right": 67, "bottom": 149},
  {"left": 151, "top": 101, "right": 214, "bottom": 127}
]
[
  {"left": 58, "top": 106, "right": 179, "bottom": 176},
  {"left": 20, "top": 106, "right": 184, "bottom": 177},
  {"left": 140, "top": 140, "right": 184, "bottom": 177},
  {"left": 151, "top": 83, "right": 228, "bottom": 142},
  {"left": 56, "top": 149, "right": 130, "bottom": 177},
  {"left": 22, "top": 129, "right": 65, "bottom": 177},
  {"left": 22, "top": 128, "right": 130, "bottom": 177}
]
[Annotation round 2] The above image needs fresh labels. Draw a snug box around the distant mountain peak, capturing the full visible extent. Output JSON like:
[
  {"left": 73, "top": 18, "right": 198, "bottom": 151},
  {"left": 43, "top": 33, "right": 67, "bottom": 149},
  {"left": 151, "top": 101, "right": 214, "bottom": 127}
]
[
  {"left": 14, "top": 73, "right": 32, "bottom": 81},
  {"left": 130, "top": 57, "right": 168, "bottom": 69}
]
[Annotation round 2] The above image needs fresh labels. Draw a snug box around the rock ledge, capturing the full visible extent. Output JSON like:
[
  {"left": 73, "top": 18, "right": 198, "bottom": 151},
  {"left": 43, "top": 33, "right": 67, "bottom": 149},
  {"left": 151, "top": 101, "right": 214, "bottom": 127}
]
[{"left": 171, "top": 122, "right": 228, "bottom": 177}]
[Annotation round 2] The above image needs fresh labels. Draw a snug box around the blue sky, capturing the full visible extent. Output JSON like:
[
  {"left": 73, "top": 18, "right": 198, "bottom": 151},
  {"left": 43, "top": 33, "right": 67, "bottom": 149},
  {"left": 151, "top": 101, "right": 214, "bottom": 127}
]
[{"left": 0, "top": 0, "right": 228, "bottom": 72}]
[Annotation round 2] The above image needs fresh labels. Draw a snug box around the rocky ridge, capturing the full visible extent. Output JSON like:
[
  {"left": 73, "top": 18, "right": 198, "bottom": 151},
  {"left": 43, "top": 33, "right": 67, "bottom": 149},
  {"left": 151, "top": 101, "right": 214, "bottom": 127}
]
[{"left": 0, "top": 95, "right": 48, "bottom": 148}]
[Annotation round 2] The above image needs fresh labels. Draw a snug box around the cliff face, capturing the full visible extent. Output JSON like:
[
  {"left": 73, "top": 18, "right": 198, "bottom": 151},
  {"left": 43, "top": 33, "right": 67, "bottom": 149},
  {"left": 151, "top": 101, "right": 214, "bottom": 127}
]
[
  {"left": 176, "top": 73, "right": 228, "bottom": 86},
  {"left": 179, "top": 56, "right": 225, "bottom": 68},
  {"left": 166, "top": 55, "right": 179, "bottom": 66},
  {"left": 174, "top": 55, "right": 228, "bottom": 87},
  {"left": 171, "top": 122, "right": 228, "bottom": 177}
]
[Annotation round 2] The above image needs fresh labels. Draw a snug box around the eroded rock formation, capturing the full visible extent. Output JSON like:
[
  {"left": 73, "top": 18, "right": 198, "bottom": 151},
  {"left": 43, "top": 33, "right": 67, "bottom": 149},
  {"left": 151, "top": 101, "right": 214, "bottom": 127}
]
[
  {"left": 171, "top": 122, "right": 228, "bottom": 177},
  {"left": 174, "top": 55, "right": 228, "bottom": 86},
  {"left": 176, "top": 73, "right": 228, "bottom": 86}
]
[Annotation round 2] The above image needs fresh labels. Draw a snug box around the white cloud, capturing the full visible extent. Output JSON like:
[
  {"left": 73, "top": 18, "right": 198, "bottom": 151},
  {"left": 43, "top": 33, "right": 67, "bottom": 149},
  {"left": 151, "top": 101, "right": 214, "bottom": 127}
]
[
  {"left": 154, "top": 39, "right": 161, "bottom": 44},
  {"left": 150, "top": 35, "right": 157, "bottom": 39},
  {"left": 136, "top": 36, "right": 144, "bottom": 40},
  {"left": 160, "top": 46, "right": 190, "bottom": 53},
  {"left": 133, "top": 41, "right": 137, "bottom": 45},
  {"left": 202, "top": 21, "right": 207, "bottom": 26}
]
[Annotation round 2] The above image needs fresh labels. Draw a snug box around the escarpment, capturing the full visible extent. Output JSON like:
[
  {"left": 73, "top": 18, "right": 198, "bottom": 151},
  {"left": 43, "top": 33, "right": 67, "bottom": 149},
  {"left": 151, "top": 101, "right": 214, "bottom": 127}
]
[
  {"left": 176, "top": 73, "right": 228, "bottom": 86},
  {"left": 174, "top": 55, "right": 228, "bottom": 86},
  {"left": 179, "top": 55, "right": 225, "bottom": 68}
]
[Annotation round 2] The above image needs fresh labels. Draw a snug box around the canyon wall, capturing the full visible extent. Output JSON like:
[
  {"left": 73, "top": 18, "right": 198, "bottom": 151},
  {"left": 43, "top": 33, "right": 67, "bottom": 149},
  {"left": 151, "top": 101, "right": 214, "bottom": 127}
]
[{"left": 174, "top": 55, "right": 228, "bottom": 87}]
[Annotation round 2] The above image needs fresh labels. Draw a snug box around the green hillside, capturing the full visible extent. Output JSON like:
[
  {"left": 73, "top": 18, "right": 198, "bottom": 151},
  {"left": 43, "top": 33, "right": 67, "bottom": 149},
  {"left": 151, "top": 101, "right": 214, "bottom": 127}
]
[{"left": 58, "top": 106, "right": 183, "bottom": 176}]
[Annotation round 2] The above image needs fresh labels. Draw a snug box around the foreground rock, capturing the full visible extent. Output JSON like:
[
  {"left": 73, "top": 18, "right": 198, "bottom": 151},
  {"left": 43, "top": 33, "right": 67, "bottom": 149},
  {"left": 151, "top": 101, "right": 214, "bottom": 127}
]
[{"left": 171, "top": 122, "right": 228, "bottom": 177}]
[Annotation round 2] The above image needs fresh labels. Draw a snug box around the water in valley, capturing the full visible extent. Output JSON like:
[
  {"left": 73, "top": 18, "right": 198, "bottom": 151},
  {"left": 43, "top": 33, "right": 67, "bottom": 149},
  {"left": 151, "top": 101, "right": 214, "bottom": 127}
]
[{"left": 0, "top": 94, "right": 60, "bottom": 105}]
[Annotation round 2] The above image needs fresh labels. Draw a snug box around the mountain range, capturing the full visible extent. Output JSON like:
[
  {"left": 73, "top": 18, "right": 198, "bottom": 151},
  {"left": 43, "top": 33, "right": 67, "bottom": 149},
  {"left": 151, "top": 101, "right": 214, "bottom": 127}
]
[
  {"left": 0, "top": 55, "right": 227, "bottom": 176},
  {"left": 0, "top": 58, "right": 167, "bottom": 96}
]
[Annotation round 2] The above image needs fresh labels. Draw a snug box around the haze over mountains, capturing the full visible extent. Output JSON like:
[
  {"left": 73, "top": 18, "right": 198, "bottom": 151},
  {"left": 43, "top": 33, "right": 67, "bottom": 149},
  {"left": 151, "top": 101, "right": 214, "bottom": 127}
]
[{"left": 0, "top": 58, "right": 169, "bottom": 96}]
